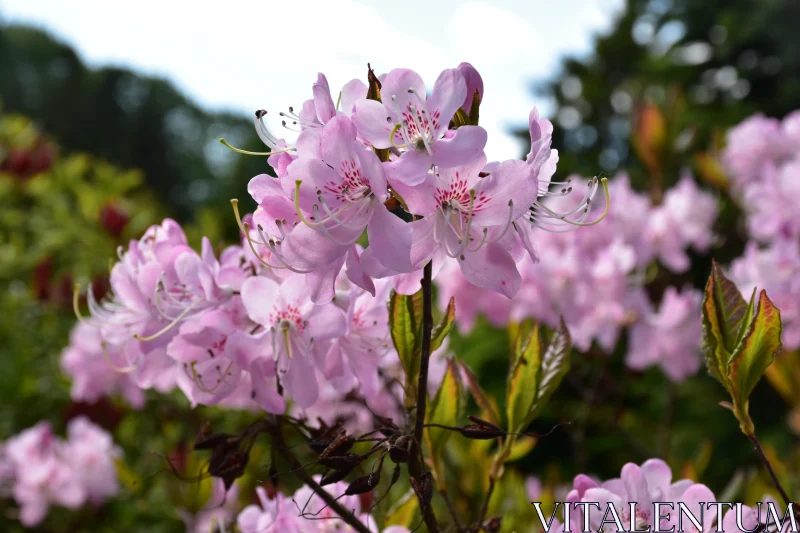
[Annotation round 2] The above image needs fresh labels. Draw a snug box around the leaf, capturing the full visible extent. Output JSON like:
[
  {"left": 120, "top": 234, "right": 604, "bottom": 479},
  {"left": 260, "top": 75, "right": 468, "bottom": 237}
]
[
  {"left": 385, "top": 489, "right": 419, "bottom": 528},
  {"left": 702, "top": 260, "right": 748, "bottom": 384},
  {"left": 430, "top": 297, "right": 455, "bottom": 353},
  {"left": 727, "top": 290, "right": 782, "bottom": 413},
  {"left": 505, "top": 436, "right": 537, "bottom": 462},
  {"left": 425, "top": 359, "right": 462, "bottom": 488},
  {"left": 528, "top": 318, "right": 572, "bottom": 421},
  {"left": 506, "top": 323, "right": 542, "bottom": 434},
  {"left": 389, "top": 290, "right": 423, "bottom": 389},
  {"left": 458, "top": 360, "right": 501, "bottom": 427}
]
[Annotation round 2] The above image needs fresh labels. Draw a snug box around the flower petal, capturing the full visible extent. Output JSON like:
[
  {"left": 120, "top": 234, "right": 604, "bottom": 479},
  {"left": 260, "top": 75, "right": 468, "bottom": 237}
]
[
  {"left": 353, "top": 98, "right": 394, "bottom": 149},
  {"left": 458, "top": 242, "right": 521, "bottom": 298},
  {"left": 427, "top": 68, "right": 467, "bottom": 137},
  {"left": 368, "top": 205, "right": 413, "bottom": 273},
  {"left": 431, "top": 125, "right": 487, "bottom": 168}
]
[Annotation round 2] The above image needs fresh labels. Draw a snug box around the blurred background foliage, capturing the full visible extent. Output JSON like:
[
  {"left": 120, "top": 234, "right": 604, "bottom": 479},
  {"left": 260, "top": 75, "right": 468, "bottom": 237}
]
[{"left": 1, "top": 0, "right": 800, "bottom": 530}]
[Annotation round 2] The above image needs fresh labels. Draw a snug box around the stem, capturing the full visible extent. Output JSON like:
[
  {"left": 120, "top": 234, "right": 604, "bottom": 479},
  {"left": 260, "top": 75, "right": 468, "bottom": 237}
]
[
  {"left": 407, "top": 260, "right": 440, "bottom": 533},
  {"left": 270, "top": 420, "right": 373, "bottom": 533},
  {"left": 747, "top": 433, "right": 793, "bottom": 508},
  {"left": 440, "top": 488, "right": 466, "bottom": 532},
  {"left": 414, "top": 260, "right": 435, "bottom": 446},
  {"left": 475, "top": 477, "right": 495, "bottom": 532}
]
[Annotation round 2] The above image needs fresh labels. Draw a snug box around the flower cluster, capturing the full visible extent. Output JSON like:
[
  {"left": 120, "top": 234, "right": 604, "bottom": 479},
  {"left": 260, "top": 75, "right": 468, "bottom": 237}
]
[
  {"left": 66, "top": 63, "right": 608, "bottom": 415},
  {"left": 558, "top": 459, "right": 769, "bottom": 533},
  {"left": 724, "top": 110, "right": 800, "bottom": 349},
  {"left": 437, "top": 172, "right": 717, "bottom": 382},
  {"left": 235, "top": 478, "right": 409, "bottom": 533},
  {"left": 0, "top": 417, "right": 120, "bottom": 527}
]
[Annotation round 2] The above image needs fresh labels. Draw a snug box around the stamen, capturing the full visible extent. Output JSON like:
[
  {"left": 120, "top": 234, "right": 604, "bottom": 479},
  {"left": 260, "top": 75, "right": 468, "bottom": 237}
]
[
  {"left": 486, "top": 200, "right": 515, "bottom": 243},
  {"left": 253, "top": 112, "right": 281, "bottom": 149},
  {"left": 389, "top": 123, "right": 408, "bottom": 149},
  {"left": 219, "top": 138, "right": 295, "bottom": 157},
  {"left": 533, "top": 177, "right": 609, "bottom": 228},
  {"left": 231, "top": 199, "right": 269, "bottom": 246},
  {"left": 450, "top": 190, "right": 476, "bottom": 257},
  {"left": 317, "top": 193, "right": 369, "bottom": 230},
  {"left": 73, "top": 284, "right": 91, "bottom": 326},
  {"left": 101, "top": 341, "right": 138, "bottom": 374},
  {"left": 133, "top": 301, "right": 201, "bottom": 342}
]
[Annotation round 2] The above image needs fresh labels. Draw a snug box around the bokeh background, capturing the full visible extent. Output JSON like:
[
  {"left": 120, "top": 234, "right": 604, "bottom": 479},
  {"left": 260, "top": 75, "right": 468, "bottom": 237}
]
[{"left": 2, "top": 0, "right": 800, "bottom": 531}]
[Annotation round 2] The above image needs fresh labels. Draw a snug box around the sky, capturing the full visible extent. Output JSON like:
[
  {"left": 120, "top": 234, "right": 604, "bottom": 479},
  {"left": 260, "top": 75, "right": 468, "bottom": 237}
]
[{"left": 0, "top": 0, "right": 624, "bottom": 160}]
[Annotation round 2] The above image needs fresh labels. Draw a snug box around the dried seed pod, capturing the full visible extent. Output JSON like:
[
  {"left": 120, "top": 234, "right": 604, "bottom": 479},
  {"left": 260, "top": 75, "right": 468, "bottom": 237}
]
[
  {"left": 318, "top": 453, "right": 363, "bottom": 471},
  {"left": 458, "top": 424, "right": 505, "bottom": 440},
  {"left": 410, "top": 472, "right": 433, "bottom": 511},
  {"left": 388, "top": 436, "right": 411, "bottom": 463},
  {"left": 319, "top": 468, "right": 351, "bottom": 487},
  {"left": 344, "top": 471, "right": 380, "bottom": 496}
]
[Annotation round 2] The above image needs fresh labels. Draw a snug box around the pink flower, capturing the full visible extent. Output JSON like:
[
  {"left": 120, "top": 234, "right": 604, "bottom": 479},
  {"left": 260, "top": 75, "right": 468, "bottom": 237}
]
[
  {"left": 61, "top": 322, "right": 145, "bottom": 408},
  {"left": 567, "top": 459, "right": 715, "bottom": 533},
  {"left": 63, "top": 416, "right": 121, "bottom": 504},
  {"left": 457, "top": 62, "right": 483, "bottom": 111},
  {"left": 237, "top": 486, "right": 301, "bottom": 533},
  {"left": 742, "top": 158, "right": 800, "bottom": 243},
  {"left": 353, "top": 68, "right": 488, "bottom": 185},
  {"left": 723, "top": 113, "right": 793, "bottom": 189},
  {"left": 392, "top": 154, "right": 539, "bottom": 298},
  {"left": 730, "top": 239, "right": 800, "bottom": 349},
  {"left": 283, "top": 116, "right": 413, "bottom": 274},
  {"left": 167, "top": 300, "right": 250, "bottom": 407},
  {"left": 645, "top": 174, "right": 717, "bottom": 272},
  {"left": 627, "top": 287, "right": 703, "bottom": 382},
  {"left": 2, "top": 419, "right": 121, "bottom": 526},
  {"left": 240, "top": 274, "right": 347, "bottom": 409}
]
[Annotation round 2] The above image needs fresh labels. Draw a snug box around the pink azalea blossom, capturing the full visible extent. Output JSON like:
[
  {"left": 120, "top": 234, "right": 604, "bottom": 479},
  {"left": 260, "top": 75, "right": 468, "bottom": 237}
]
[
  {"left": 2, "top": 418, "right": 120, "bottom": 527},
  {"left": 723, "top": 113, "right": 793, "bottom": 189},
  {"left": 391, "top": 154, "right": 538, "bottom": 298},
  {"left": 180, "top": 479, "right": 240, "bottom": 533},
  {"left": 240, "top": 274, "right": 347, "bottom": 409},
  {"left": 353, "top": 67, "right": 488, "bottom": 186},
  {"left": 741, "top": 158, "right": 800, "bottom": 243},
  {"left": 283, "top": 116, "right": 412, "bottom": 275},
  {"left": 730, "top": 239, "right": 800, "bottom": 349},
  {"left": 645, "top": 174, "right": 717, "bottom": 272},
  {"left": 61, "top": 322, "right": 145, "bottom": 408},
  {"left": 567, "top": 459, "right": 715, "bottom": 533},
  {"left": 627, "top": 287, "right": 703, "bottom": 382}
]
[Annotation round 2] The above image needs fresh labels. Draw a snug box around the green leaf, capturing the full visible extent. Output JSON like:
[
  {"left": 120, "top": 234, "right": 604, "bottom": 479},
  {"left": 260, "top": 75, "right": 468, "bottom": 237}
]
[
  {"left": 430, "top": 297, "right": 455, "bottom": 353},
  {"left": 458, "top": 360, "right": 501, "bottom": 427},
  {"left": 505, "top": 436, "right": 537, "bottom": 462},
  {"left": 425, "top": 359, "right": 463, "bottom": 487},
  {"left": 727, "top": 290, "right": 782, "bottom": 416},
  {"left": 703, "top": 260, "right": 749, "bottom": 357},
  {"left": 506, "top": 323, "right": 542, "bottom": 434},
  {"left": 528, "top": 317, "right": 572, "bottom": 421},
  {"left": 389, "top": 290, "right": 423, "bottom": 390}
]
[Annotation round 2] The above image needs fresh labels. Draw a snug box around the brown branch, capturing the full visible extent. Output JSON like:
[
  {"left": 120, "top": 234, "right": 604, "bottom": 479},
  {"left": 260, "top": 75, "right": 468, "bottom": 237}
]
[
  {"left": 475, "top": 477, "right": 495, "bottom": 533},
  {"left": 269, "top": 419, "right": 373, "bottom": 533},
  {"left": 747, "top": 433, "right": 793, "bottom": 508},
  {"left": 439, "top": 488, "right": 466, "bottom": 533},
  {"left": 407, "top": 260, "right": 440, "bottom": 533}
]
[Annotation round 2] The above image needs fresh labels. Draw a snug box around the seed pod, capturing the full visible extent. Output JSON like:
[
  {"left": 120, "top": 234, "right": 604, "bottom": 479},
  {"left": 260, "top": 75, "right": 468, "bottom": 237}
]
[
  {"left": 318, "top": 453, "right": 363, "bottom": 471},
  {"left": 320, "top": 433, "right": 354, "bottom": 458},
  {"left": 388, "top": 436, "right": 410, "bottom": 464},
  {"left": 458, "top": 424, "right": 505, "bottom": 440},
  {"left": 319, "top": 468, "right": 351, "bottom": 487},
  {"left": 410, "top": 472, "right": 433, "bottom": 511},
  {"left": 344, "top": 471, "right": 380, "bottom": 496}
]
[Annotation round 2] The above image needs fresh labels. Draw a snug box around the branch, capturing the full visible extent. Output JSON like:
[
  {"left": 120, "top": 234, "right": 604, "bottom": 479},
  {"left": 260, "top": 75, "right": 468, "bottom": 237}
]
[
  {"left": 747, "top": 433, "right": 794, "bottom": 508},
  {"left": 475, "top": 477, "right": 495, "bottom": 533},
  {"left": 407, "top": 260, "right": 440, "bottom": 533},
  {"left": 269, "top": 418, "right": 373, "bottom": 533}
]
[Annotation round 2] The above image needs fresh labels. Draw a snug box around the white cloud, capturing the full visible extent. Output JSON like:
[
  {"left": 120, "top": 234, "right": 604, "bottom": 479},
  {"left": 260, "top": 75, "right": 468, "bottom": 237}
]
[{"left": 0, "top": 0, "right": 624, "bottom": 160}]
